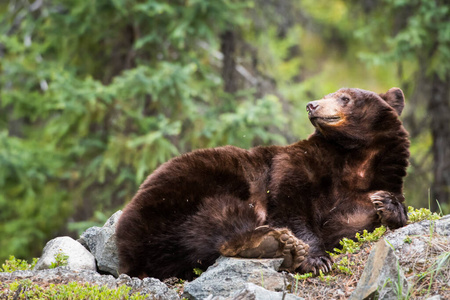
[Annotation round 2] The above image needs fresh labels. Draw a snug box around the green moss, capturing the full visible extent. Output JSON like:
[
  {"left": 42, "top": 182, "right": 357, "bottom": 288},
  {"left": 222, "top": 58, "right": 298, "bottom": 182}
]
[{"left": 0, "top": 280, "right": 147, "bottom": 300}]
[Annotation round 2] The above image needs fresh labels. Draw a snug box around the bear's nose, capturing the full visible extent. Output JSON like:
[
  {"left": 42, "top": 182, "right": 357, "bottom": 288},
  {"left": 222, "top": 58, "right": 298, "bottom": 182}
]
[{"left": 306, "top": 102, "right": 319, "bottom": 114}]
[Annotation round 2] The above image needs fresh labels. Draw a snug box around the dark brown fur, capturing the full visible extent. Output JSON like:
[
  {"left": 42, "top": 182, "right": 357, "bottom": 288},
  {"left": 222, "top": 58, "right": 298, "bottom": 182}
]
[{"left": 116, "top": 87, "right": 409, "bottom": 280}]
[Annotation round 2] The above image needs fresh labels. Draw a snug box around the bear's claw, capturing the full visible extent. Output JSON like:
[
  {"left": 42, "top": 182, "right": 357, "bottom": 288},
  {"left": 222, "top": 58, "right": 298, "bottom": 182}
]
[{"left": 297, "top": 255, "right": 334, "bottom": 275}]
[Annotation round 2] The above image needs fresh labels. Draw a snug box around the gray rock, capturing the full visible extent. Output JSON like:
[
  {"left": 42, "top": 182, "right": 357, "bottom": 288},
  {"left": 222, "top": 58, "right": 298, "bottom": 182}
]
[
  {"left": 231, "top": 283, "right": 304, "bottom": 300},
  {"left": 34, "top": 236, "right": 96, "bottom": 271},
  {"left": 183, "top": 256, "right": 291, "bottom": 300},
  {"left": 79, "top": 210, "right": 122, "bottom": 276},
  {"left": 349, "top": 239, "right": 409, "bottom": 300},
  {"left": 384, "top": 215, "right": 450, "bottom": 250},
  {"left": 0, "top": 267, "right": 179, "bottom": 300},
  {"left": 116, "top": 274, "right": 180, "bottom": 300}
]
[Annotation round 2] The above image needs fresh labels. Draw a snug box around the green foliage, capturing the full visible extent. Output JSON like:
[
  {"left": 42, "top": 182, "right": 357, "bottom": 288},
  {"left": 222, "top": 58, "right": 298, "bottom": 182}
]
[
  {"left": 49, "top": 252, "right": 69, "bottom": 269},
  {"left": 333, "top": 226, "right": 387, "bottom": 255},
  {"left": 0, "top": 280, "right": 147, "bottom": 300},
  {"left": 350, "top": 0, "right": 450, "bottom": 211},
  {"left": 0, "top": 0, "right": 286, "bottom": 261},
  {"left": 334, "top": 238, "right": 360, "bottom": 255},
  {"left": 0, "top": 256, "right": 38, "bottom": 273},
  {"left": 334, "top": 256, "right": 355, "bottom": 275},
  {"left": 355, "top": 0, "right": 450, "bottom": 78},
  {"left": 0, "top": 0, "right": 446, "bottom": 263},
  {"left": 407, "top": 206, "right": 441, "bottom": 223},
  {"left": 355, "top": 226, "right": 387, "bottom": 244}
]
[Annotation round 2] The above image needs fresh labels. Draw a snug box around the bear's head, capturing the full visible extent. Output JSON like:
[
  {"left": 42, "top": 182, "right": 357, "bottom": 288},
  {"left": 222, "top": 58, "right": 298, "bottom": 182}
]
[{"left": 306, "top": 87, "right": 406, "bottom": 148}]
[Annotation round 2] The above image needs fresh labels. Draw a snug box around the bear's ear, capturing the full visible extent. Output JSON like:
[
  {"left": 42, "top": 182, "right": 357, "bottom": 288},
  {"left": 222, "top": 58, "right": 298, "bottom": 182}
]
[{"left": 379, "top": 87, "right": 405, "bottom": 116}]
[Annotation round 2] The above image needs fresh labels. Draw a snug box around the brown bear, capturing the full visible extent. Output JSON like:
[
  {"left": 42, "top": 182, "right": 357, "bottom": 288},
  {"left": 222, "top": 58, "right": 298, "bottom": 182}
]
[{"left": 116, "top": 87, "right": 409, "bottom": 280}]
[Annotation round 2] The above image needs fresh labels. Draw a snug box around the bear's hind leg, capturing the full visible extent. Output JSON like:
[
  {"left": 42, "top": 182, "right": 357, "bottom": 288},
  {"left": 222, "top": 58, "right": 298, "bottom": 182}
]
[
  {"left": 219, "top": 226, "right": 309, "bottom": 273},
  {"left": 181, "top": 195, "right": 308, "bottom": 273}
]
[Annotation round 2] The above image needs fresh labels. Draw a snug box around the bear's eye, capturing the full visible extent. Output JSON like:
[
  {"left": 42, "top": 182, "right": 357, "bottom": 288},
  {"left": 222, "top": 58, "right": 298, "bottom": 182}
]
[{"left": 341, "top": 96, "right": 350, "bottom": 103}]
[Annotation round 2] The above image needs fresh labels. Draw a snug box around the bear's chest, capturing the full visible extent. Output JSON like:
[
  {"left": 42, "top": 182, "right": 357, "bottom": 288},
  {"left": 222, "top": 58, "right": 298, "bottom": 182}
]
[{"left": 337, "top": 155, "right": 377, "bottom": 191}]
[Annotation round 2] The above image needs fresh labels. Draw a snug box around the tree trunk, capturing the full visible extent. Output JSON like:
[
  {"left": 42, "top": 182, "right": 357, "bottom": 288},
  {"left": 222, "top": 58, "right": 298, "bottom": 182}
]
[
  {"left": 429, "top": 73, "right": 450, "bottom": 212},
  {"left": 220, "top": 30, "right": 237, "bottom": 94}
]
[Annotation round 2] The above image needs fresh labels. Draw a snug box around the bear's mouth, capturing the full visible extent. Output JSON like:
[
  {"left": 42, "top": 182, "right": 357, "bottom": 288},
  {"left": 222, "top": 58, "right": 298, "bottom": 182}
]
[{"left": 309, "top": 116, "right": 341, "bottom": 124}]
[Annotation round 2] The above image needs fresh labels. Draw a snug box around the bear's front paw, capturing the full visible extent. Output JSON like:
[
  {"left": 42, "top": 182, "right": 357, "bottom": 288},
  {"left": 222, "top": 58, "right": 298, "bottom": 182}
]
[
  {"left": 296, "top": 255, "right": 333, "bottom": 275},
  {"left": 370, "top": 190, "right": 406, "bottom": 229},
  {"left": 370, "top": 191, "right": 396, "bottom": 222}
]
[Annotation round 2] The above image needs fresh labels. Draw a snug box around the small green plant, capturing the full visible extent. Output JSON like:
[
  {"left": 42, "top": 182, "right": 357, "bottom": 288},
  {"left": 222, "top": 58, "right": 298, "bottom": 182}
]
[
  {"left": 334, "top": 256, "right": 355, "bottom": 275},
  {"left": 294, "top": 272, "right": 313, "bottom": 281},
  {"left": 407, "top": 206, "right": 440, "bottom": 223},
  {"left": 403, "top": 236, "right": 412, "bottom": 244},
  {"left": 293, "top": 272, "right": 313, "bottom": 294},
  {"left": 193, "top": 267, "right": 203, "bottom": 276},
  {"left": 333, "top": 226, "right": 386, "bottom": 255},
  {"left": 356, "top": 226, "right": 387, "bottom": 243},
  {"left": 0, "top": 256, "right": 38, "bottom": 272},
  {"left": 49, "top": 251, "right": 69, "bottom": 269},
  {"left": 317, "top": 270, "right": 335, "bottom": 283},
  {"left": 334, "top": 238, "right": 360, "bottom": 254}
]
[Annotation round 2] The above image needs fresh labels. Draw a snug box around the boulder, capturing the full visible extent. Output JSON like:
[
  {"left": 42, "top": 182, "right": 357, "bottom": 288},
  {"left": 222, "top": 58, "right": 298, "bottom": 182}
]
[
  {"left": 383, "top": 215, "right": 450, "bottom": 250},
  {"left": 349, "top": 239, "right": 409, "bottom": 300},
  {"left": 34, "top": 236, "right": 96, "bottom": 271},
  {"left": 116, "top": 274, "right": 180, "bottom": 300},
  {"left": 183, "top": 256, "right": 293, "bottom": 300},
  {"left": 230, "top": 283, "right": 304, "bottom": 300},
  {"left": 78, "top": 210, "right": 122, "bottom": 276}
]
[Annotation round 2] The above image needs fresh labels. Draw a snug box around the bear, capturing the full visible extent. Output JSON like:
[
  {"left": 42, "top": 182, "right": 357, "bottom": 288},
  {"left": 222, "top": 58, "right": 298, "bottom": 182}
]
[{"left": 116, "top": 87, "right": 409, "bottom": 280}]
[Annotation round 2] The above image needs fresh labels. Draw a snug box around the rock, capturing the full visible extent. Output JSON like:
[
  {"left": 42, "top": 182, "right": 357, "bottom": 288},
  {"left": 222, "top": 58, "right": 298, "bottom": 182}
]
[
  {"left": 382, "top": 215, "right": 450, "bottom": 274},
  {"left": 384, "top": 215, "right": 450, "bottom": 250},
  {"left": 231, "top": 283, "right": 304, "bottom": 300},
  {"left": 349, "top": 239, "right": 409, "bottom": 300},
  {"left": 0, "top": 268, "right": 179, "bottom": 300},
  {"left": 78, "top": 210, "right": 122, "bottom": 276},
  {"left": 116, "top": 274, "right": 180, "bottom": 300},
  {"left": 183, "top": 256, "right": 292, "bottom": 300},
  {"left": 34, "top": 236, "right": 96, "bottom": 271}
]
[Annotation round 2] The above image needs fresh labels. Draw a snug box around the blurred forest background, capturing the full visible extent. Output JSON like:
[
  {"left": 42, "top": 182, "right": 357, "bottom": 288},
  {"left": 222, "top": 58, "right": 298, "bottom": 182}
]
[{"left": 0, "top": 0, "right": 449, "bottom": 262}]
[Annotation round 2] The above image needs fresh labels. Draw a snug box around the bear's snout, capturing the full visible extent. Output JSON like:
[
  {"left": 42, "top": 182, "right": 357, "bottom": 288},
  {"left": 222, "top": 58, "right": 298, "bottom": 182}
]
[{"left": 306, "top": 102, "right": 319, "bottom": 115}]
